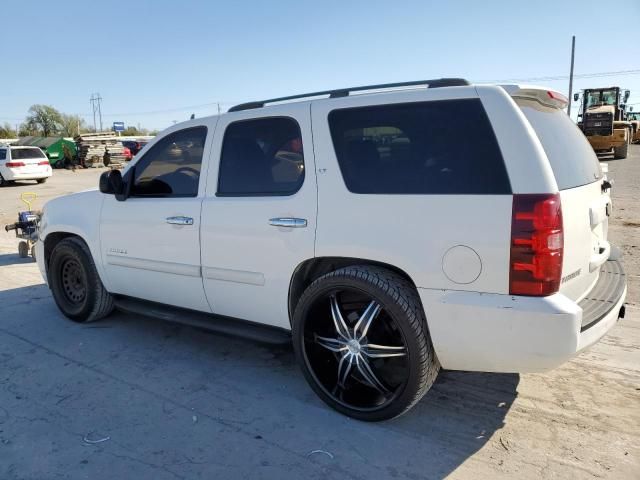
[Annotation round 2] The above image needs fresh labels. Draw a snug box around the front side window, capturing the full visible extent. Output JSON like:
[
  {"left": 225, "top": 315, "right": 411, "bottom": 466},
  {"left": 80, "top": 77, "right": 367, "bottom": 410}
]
[
  {"left": 130, "top": 126, "right": 207, "bottom": 197},
  {"left": 217, "top": 117, "right": 305, "bottom": 196},
  {"left": 328, "top": 99, "right": 511, "bottom": 194}
]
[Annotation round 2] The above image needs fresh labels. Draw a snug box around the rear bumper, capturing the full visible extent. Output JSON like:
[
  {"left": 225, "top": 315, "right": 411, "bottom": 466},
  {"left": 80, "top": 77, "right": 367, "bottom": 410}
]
[
  {"left": 419, "top": 259, "right": 626, "bottom": 373},
  {"left": 3, "top": 168, "right": 52, "bottom": 180}
]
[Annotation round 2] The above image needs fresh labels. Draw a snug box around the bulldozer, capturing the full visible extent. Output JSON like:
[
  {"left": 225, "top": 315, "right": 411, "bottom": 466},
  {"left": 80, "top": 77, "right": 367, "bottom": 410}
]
[
  {"left": 627, "top": 109, "right": 640, "bottom": 143},
  {"left": 575, "top": 86, "right": 632, "bottom": 159}
]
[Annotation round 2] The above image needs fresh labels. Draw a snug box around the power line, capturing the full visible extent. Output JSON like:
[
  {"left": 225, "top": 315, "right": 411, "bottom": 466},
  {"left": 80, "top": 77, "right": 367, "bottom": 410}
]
[
  {"left": 482, "top": 68, "right": 640, "bottom": 83},
  {"left": 3, "top": 68, "right": 640, "bottom": 123}
]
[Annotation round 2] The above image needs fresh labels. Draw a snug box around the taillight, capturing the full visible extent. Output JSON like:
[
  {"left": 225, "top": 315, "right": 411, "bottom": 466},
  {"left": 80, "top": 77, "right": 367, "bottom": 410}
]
[
  {"left": 509, "top": 193, "right": 563, "bottom": 296},
  {"left": 38, "top": 160, "right": 49, "bottom": 166},
  {"left": 6, "top": 161, "right": 25, "bottom": 167}
]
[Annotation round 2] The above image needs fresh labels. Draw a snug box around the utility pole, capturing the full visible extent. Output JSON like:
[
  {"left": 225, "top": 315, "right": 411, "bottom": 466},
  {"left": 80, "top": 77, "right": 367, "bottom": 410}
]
[
  {"left": 89, "top": 93, "right": 104, "bottom": 132},
  {"left": 567, "top": 36, "right": 576, "bottom": 116}
]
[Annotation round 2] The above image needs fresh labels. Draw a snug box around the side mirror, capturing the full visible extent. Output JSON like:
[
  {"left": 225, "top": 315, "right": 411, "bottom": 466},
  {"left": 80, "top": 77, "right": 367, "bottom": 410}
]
[
  {"left": 624, "top": 90, "right": 630, "bottom": 101},
  {"left": 99, "top": 170, "right": 124, "bottom": 198},
  {"left": 573, "top": 93, "right": 579, "bottom": 102}
]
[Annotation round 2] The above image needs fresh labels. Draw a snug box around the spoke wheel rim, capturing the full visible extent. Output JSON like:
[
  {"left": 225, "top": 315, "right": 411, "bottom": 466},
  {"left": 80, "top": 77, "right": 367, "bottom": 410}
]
[
  {"left": 60, "top": 258, "right": 87, "bottom": 305},
  {"left": 302, "top": 287, "right": 410, "bottom": 412}
]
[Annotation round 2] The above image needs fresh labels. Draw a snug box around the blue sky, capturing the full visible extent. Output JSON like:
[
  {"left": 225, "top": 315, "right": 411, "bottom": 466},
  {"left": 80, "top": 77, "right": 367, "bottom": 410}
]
[{"left": 2, "top": 0, "right": 639, "bottom": 131}]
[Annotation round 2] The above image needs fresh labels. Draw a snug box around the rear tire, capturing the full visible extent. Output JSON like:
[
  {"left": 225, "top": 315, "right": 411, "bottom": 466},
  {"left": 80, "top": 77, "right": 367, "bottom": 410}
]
[
  {"left": 48, "top": 237, "right": 114, "bottom": 322},
  {"left": 292, "top": 266, "right": 439, "bottom": 421},
  {"left": 614, "top": 141, "right": 628, "bottom": 159},
  {"left": 0, "top": 174, "right": 9, "bottom": 187},
  {"left": 18, "top": 241, "right": 29, "bottom": 258},
  {"left": 36, "top": 178, "right": 47, "bottom": 184}
]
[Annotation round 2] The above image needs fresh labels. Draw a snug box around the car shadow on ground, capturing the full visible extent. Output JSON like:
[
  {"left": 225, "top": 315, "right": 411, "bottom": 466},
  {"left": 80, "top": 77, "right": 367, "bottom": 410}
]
[
  {"left": 0, "top": 253, "right": 35, "bottom": 267},
  {"left": 0, "top": 284, "right": 519, "bottom": 480}
]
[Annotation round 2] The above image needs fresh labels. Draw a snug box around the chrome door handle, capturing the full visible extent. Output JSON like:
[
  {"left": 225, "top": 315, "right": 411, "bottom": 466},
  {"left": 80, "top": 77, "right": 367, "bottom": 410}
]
[
  {"left": 269, "top": 217, "right": 307, "bottom": 228},
  {"left": 166, "top": 216, "right": 194, "bottom": 225}
]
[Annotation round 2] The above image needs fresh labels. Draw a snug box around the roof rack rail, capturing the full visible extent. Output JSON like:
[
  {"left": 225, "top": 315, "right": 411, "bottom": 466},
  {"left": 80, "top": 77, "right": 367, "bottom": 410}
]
[{"left": 228, "top": 78, "right": 470, "bottom": 112}]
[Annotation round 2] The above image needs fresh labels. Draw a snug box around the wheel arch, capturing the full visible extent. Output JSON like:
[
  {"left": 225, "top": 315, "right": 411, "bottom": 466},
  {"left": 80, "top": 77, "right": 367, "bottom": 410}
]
[
  {"left": 43, "top": 230, "right": 108, "bottom": 288},
  {"left": 288, "top": 256, "right": 420, "bottom": 326}
]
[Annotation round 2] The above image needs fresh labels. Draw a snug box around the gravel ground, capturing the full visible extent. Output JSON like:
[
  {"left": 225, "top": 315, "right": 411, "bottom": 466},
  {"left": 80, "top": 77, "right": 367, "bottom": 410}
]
[{"left": 0, "top": 150, "right": 638, "bottom": 480}]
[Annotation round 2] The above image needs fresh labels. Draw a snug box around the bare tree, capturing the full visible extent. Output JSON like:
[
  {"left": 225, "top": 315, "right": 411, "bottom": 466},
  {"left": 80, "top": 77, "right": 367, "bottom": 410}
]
[{"left": 59, "top": 114, "right": 87, "bottom": 137}]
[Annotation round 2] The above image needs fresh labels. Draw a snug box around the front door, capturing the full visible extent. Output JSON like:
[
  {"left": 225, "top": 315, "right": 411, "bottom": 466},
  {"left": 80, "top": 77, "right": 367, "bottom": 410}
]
[
  {"left": 100, "top": 123, "right": 214, "bottom": 311},
  {"left": 200, "top": 103, "right": 317, "bottom": 329}
]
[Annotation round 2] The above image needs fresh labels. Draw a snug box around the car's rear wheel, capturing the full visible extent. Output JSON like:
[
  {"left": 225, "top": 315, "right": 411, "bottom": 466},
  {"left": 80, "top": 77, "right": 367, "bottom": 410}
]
[
  {"left": 293, "top": 266, "right": 439, "bottom": 421},
  {"left": 36, "top": 178, "right": 47, "bottom": 184},
  {"left": 49, "top": 237, "right": 114, "bottom": 322},
  {"left": 0, "top": 174, "right": 10, "bottom": 187}
]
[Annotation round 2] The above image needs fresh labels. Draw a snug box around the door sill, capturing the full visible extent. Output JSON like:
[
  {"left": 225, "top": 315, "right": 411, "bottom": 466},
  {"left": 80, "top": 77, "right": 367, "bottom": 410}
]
[{"left": 113, "top": 295, "right": 292, "bottom": 345}]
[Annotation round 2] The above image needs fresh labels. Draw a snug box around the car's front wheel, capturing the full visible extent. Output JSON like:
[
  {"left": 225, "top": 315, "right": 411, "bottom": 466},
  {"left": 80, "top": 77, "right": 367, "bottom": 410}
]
[
  {"left": 292, "top": 266, "right": 439, "bottom": 421},
  {"left": 49, "top": 237, "right": 114, "bottom": 322}
]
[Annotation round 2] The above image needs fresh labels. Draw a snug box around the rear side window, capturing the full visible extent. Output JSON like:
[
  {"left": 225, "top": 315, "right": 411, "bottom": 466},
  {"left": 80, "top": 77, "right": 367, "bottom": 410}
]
[
  {"left": 217, "top": 117, "right": 304, "bottom": 196},
  {"left": 516, "top": 99, "right": 602, "bottom": 190},
  {"left": 0, "top": 150, "right": 6, "bottom": 160},
  {"left": 10, "top": 148, "right": 46, "bottom": 160},
  {"left": 328, "top": 99, "right": 511, "bottom": 194}
]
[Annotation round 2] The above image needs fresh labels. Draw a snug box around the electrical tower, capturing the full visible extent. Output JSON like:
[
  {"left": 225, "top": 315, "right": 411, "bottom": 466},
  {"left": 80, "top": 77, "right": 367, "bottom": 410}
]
[{"left": 89, "top": 93, "right": 103, "bottom": 132}]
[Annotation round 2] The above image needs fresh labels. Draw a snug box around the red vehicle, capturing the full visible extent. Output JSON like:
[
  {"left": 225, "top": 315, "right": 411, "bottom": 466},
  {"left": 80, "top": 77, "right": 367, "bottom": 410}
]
[{"left": 122, "top": 140, "right": 148, "bottom": 159}]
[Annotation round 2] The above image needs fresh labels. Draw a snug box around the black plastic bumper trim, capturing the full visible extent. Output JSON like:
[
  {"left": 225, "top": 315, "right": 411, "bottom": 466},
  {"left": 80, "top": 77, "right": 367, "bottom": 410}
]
[{"left": 579, "top": 259, "right": 626, "bottom": 332}]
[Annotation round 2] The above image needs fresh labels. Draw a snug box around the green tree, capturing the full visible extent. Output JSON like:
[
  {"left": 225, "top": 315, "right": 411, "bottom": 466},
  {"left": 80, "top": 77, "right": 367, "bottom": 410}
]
[
  {"left": 0, "top": 122, "right": 16, "bottom": 139},
  {"left": 59, "top": 114, "right": 87, "bottom": 137},
  {"left": 25, "top": 104, "right": 62, "bottom": 137}
]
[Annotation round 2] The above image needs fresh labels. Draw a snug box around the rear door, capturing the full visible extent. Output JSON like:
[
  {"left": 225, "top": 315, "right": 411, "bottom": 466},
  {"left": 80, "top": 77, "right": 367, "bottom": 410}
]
[
  {"left": 515, "top": 96, "right": 609, "bottom": 301},
  {"left": 200, "top": 103, "right": 317, "bottom": 329}
]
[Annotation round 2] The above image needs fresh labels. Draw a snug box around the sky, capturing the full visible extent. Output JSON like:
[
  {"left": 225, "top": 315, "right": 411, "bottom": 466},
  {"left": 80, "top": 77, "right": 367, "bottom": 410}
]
[{"left": 2, "top": 0, "right": 640, "bottom": 132}]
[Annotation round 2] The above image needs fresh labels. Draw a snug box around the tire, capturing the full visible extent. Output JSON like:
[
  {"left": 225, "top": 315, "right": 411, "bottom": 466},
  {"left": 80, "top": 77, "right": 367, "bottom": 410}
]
[
  {"left": 36, "top": 178, "right": 47, "bottom": 184},
  {"left": 614, "top": 141, "right": 628, "bottom": 159},
  {"left": 48, "top": 237, "right": 114, "bottom": 322},
  {"left": 0, "top": 174, "right": 8, "bottom": 187},
  {"left": 292, "top": 266, "right": 439, "bottom": 421},
  {"left": 31, "top": 245, "right": 36, "bottom": 260},
  {"left": 18, "top": 241, "right": 29, "bottom": 258}
]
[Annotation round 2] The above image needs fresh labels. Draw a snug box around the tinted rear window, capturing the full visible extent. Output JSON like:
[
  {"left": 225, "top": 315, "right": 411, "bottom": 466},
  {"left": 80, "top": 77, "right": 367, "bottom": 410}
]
[
  {"left": 328, "top": 99, "right": 511, "bottom": 194},
  {"left": 11, "top": 148, "right": 46, "bottom": 160},
  {"left": 516, "top": 99, "right": 602, "bottom": 190}
]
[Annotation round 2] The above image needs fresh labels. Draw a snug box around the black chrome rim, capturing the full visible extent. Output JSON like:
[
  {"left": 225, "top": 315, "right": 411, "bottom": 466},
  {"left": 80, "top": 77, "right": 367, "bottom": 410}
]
[
  {"left": 60, "top": 258, "right": 86, "bottom": 305},
  {"left": 302, "top": 288, "right": 409, "bottom": 411}
]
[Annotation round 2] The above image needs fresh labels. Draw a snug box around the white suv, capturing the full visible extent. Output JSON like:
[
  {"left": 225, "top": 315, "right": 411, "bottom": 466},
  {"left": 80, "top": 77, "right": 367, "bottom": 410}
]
[
  {"left": 0, "top": 146, "right": 52, "bottom": 186},
  {"left": 36, "top": 79, "right": 627, "bottom": 421}
]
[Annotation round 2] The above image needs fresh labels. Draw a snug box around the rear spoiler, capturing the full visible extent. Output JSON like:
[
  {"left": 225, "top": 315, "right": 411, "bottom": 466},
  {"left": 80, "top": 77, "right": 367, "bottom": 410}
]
[{"left": 500, "top": 84, "right": 569, "bottom": 109}]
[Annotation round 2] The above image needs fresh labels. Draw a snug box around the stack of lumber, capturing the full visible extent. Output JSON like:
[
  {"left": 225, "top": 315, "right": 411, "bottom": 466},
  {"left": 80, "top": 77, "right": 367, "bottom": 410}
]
[{"left": 74, "top": 132, "right": 127, "bottom": 168}]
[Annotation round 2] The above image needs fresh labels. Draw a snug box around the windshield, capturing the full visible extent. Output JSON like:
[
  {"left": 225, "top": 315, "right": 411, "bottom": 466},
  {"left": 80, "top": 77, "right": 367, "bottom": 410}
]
[
  {"left": 10, "top": 147, "right": 46, "bottom": 160},
  {"left": 585, "top": 89, "right": 618, "bottom": 108},
  {"left": 516, "top": 99, "right": 602, "bottom": 190}
]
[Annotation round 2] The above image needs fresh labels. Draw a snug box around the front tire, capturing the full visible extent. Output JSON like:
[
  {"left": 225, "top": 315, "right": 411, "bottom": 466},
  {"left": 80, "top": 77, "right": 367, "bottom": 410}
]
[
  {"left": 614, "top": 141, "right": 628, "bottom": 159},
  {"left": 48, "top": 237, "right": 114, "bottom": 322},
  {"left": 292, "top": 266, "right": 439, "bottom": 421}
]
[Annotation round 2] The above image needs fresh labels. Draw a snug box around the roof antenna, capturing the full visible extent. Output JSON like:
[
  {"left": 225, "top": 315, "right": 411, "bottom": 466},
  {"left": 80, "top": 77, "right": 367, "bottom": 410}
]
[{"left": 190, "top": 113, "right": 195, "bottom": 120}]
